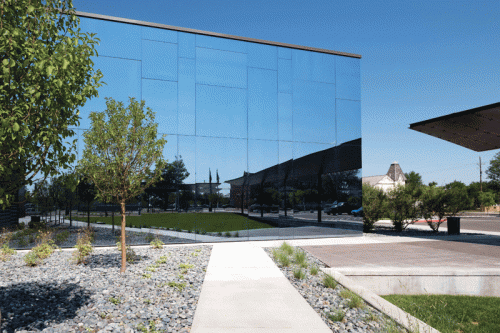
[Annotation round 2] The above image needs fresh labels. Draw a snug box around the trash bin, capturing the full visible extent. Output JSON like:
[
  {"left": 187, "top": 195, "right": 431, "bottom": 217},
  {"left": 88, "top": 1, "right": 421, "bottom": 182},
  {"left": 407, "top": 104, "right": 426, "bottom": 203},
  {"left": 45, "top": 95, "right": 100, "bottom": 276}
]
[{"left": 447, "top": 216, "right": 460, "bottom": 235}]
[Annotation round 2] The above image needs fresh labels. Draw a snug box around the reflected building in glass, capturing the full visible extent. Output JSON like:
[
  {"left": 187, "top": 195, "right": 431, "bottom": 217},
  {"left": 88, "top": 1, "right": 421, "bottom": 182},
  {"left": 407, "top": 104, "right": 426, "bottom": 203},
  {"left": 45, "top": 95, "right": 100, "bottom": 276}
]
[{"left": 70, "top": 11, "right": 362, "bottom": 241}]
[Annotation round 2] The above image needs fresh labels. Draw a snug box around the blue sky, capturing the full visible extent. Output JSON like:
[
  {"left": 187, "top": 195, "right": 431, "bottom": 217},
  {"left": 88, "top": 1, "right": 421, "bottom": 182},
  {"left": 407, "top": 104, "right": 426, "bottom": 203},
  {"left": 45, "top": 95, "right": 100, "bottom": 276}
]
[{"left": 60, "top": 0, "right": 500, "bottom": 188}]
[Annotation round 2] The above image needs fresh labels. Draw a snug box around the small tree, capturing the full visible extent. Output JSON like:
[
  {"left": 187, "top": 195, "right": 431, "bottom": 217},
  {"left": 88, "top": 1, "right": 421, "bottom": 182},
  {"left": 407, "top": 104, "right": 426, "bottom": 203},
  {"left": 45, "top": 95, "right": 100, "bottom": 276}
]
[
  {"left": 76, "top": 97, "right": 167, "bottom": 273},
  {"left": 362, "top": 183, "right": 389, "bottom": 233},
  {"left": 419, "top": 185, "right": 451, "bottom": 232},
  {"left": 386, "top": 184, "right": 423, "bottom": 232},
  {"left": 478, "top": 191, "right": 497, "bottom": 212},
  {"left": 443, "top": 181, "right": 473, "bottom": 216},
  {"left": 76, "top": 175, "right": 96, "bottom": 228}
]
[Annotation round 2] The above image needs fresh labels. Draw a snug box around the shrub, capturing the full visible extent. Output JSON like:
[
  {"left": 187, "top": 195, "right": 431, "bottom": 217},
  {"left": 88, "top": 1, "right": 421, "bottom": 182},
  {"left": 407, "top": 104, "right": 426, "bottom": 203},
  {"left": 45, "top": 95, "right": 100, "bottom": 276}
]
[
  {"left": 224, "top": 231, "right": 231, "bottom": 237},
  {"left": 72, "top": 229, "right": 94, "bottom": 265},
  {"left": 150, "top": 238, "right": 164, "bottom": 249},
  {"left": 108, "top": 297, "right": 121, "bottom": 305},
  {"left": 234, "top": 231, "right": 239, "bottom": 237},
  {"left": 167, "top": 281, "right": 186, "bottom": 292},
  {"left": 142, "top": 273, "right": 152, "bottom": 279},
  {"left": 24, "top": 251, "right": 40, "bottom": 266},
  {"left": 323, "top": 274, "right": 337, "bottom": 289},
  {"left": 0, "top": 229, "right": 16, "bottom": 261},
  {"left": 217, "top": 232, "right": 222, "bottom": 237}
]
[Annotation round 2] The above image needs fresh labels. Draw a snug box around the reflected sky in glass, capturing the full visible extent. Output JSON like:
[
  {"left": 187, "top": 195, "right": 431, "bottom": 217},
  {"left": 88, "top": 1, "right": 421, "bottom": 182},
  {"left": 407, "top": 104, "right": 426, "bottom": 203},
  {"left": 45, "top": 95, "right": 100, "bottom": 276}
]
[{"left": 70, "top": 17, "right": 360, "bottom": 197}]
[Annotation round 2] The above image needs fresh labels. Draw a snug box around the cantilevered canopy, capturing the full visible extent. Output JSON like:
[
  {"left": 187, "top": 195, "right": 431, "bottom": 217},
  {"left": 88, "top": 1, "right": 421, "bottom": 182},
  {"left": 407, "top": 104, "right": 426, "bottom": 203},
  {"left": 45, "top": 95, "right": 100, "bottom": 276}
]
[{"left": 409, "top": 102, "right": 500, "bottom": 152}]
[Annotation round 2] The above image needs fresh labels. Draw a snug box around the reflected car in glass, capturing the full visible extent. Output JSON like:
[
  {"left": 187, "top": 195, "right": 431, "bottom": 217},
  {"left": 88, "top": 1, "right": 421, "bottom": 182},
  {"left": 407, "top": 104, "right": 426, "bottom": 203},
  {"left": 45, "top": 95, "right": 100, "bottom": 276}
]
[{"left": 351, "top": 207, "right": 363, "bottom": 217}]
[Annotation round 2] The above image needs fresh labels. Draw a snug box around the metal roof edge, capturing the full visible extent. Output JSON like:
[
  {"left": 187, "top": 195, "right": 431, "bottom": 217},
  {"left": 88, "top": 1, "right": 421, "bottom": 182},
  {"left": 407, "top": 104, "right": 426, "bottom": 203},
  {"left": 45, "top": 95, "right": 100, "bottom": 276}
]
[{"left": 67, "top": 10, "right": 361, "bottom": 59}]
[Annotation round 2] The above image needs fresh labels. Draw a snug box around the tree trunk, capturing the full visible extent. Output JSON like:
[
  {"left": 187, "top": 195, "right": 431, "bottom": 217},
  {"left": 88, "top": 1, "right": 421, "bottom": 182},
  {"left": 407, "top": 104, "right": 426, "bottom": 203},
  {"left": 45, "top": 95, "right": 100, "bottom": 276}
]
[{"left": 120, "top": 201, "right": 127, "bottom": 273}]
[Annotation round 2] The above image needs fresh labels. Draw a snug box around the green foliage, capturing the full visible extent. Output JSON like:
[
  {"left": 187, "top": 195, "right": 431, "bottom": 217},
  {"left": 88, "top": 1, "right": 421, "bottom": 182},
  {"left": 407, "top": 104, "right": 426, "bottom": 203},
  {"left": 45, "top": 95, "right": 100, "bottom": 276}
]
[
  {"left": 116, "top": 242, "right": 138, "bottom": 263},
  {"left": 419, "top": 185, "right": 450, "bottom": 232},
  {"left": 156, "top": 255, "right": 168, "bottom": 265},
  {"left": 293, "top": 268, "right": 306, "bottom": 280},
  {"left": 76, "top": 97, "right": 168, "bottom": 273},
  {"left": 24, "top": 251, "right": 40, "bottom": 267},
  {"left": 478, "top": 191, "right": 496, "bottom": 209},
  {"left": 486, "top": 151, "right": 500, "bottom": 184},
  {"left": 279, "top": 242, "right": 294, "bottom": 256},
  {"left": 327, "top": 309, "right": 345, "bottom": 322},
  {"left": 340, "top": 289, "right": 364, "bottom": 309},
  {"left": 294, "top": 249, "right": 307, "bottom": 265},
  {"left": 142, "top": 273, "right": 152, "bottom": 279},
  {"left": 310, "top": 265, "right": 319, "bottom": 275},
  {"left": 0, "top": 230, "right": 17, "bottom": 261},
  {"left": 72, "top": 228, "right": 94, "bottom": 265},
  {"left": 150, "top": 237, "right": 164, "bottom": 249},
  {"left": 145, "top": 265, "right": 156, "bottom": 272},
  {"left": 108, "top": 297, "right": 121, "bottom": 305},
  {"left": 224, "top": 231, "right": 231, "bottom": 237},
  {"left": 0, "top": 0, "right": 105, "bottom": 210},
  {"left": 386, "top": 184, "right": 423, "bottom": 232},
  {"left": 167, "top": 281, "right": 187, "bottom": 292},
  {"left": 323, "top": 274, "right": 337, "bottom": 289},
  {"left": 362, "top": 183, "right": 389, "bottom": 232},
  {"left": 277, "top": 252, "right": 290, "bottom": 267},
  {"left": 55, "top": 231, "right": 70, "bottom": 244}
]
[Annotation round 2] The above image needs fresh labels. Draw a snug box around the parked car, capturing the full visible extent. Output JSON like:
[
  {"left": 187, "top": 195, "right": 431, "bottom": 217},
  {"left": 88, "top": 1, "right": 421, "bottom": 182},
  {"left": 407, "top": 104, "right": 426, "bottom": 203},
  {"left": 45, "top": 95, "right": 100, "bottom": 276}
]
[
  {"left": 325, "top": 202, "right": 355, "bottom": 215},
  {"left": 351, "top": 207, "right": 363, "bottom": 217}
]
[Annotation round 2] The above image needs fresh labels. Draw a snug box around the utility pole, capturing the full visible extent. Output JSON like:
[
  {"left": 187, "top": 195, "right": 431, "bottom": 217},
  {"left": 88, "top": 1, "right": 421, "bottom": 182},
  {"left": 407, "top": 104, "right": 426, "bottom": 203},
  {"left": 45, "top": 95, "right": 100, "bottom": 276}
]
[{"left": 478, "top": 156, "right": 483, "bottom": 192}]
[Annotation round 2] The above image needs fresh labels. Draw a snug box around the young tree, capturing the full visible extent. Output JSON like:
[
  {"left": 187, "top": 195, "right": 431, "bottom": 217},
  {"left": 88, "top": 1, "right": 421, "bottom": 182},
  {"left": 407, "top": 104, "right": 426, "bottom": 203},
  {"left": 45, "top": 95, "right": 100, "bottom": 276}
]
[
  {"left": 486, "top": 151, "right": 500, "bottom": 184},
  {"left": 0, "top": 0, "right": 105, "bottom": 210},
  {"left": 419, "top": 185, "right": 458, "bottom": 232},
  {"left": 478, "top": 191, "right": 497, "bottom": 212},
  {"left": 76, "top": 97, "right": 167, "bottom": 273},
  {"left": 362, "top": 183, "right": 389, "bottom": 233},
  {"left": 386, "top": 184, "right": 423, "bottom": 232},
  {"left": 404, "top": 171, "right": 423, "bottom": 191},
  {"left": 443, "top": 181, "right": 473, "bottom": 216}
]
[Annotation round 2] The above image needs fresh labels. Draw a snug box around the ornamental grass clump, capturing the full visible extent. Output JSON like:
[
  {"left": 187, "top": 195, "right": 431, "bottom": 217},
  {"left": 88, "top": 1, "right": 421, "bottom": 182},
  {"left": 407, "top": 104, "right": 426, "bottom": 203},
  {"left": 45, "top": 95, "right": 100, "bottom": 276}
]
[
  {"left": 293, "top": 268, "right": 306, "bottom": 280},
  {"left": 323, "top": 274, "right": 338, "bottom": 289},
  {"left": 327, "top": 308, "right": 345, "bottom": 322},
  {"left": 294, "top": 249, "right": 307, "bottom": 265},
  {"left": 340, "top": 289, "right": 364, "bottom": 309},
  {"left": 150, "top": 237, "right": 164, "bottom": 249},
  {"left": 0, "top": 229, "right": 16, "bottom": 261},
  {"left": 24, "top": 230, "right": 59, "bottom": 267},
  {"left": 72, "top": 228, "right": 94, "bottom": 265},
  {"left": 279, "top": 242, "right": 294, "bottom": 256}
]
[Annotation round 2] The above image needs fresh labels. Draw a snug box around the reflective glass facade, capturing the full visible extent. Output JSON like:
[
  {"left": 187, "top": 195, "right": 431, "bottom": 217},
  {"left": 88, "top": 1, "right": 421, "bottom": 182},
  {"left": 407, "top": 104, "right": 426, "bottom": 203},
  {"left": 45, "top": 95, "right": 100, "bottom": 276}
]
[{"left": 69, "top": 13, "right": 362, "bottom": 241}]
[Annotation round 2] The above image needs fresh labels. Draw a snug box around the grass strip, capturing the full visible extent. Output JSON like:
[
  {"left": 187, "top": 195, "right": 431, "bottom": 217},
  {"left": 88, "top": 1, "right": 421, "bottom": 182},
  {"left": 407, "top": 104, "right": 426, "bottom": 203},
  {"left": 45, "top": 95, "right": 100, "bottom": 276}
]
[
  {"left": 381, "top": 294, "right": 500, "bottom": 333},
  {"left": 64, "top": 212, "right": 274, "bottom": 233}
]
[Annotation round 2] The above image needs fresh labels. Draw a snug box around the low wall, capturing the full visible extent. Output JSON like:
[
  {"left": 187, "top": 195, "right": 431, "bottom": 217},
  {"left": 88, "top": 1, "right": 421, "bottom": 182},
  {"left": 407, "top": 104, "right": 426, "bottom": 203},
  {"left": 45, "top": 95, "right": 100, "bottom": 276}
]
[{"left": 336, "top": 268, "right": 500, "bottom": 297}]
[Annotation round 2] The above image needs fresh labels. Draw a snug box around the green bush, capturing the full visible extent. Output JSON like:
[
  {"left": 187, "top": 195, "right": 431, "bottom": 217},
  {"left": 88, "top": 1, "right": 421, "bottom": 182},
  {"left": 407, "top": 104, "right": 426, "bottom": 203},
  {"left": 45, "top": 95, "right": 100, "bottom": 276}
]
[
  {"left": 72, "top": 229, "right": 94, "bottom": 265},
  {"left": 150, "top": 238, "right": 164, "bottom": 249},
  {"left": 24, "top": 251, "right": 40, "bottom": 266},
  {"left": 224, "top": 231, "right": 231, "bottom": 237}
]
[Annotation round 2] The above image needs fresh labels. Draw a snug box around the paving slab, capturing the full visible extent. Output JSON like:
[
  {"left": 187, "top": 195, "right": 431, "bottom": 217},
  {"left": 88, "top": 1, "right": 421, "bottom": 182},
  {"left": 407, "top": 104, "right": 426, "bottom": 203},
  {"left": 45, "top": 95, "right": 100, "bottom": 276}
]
[{"left": 190, "top": 242, "right": 332, "bottom": 333}]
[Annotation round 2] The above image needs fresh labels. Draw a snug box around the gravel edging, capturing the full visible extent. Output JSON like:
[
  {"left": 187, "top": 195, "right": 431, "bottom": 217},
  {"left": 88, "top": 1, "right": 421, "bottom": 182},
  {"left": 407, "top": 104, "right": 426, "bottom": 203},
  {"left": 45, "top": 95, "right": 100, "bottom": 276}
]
[
  {"left": 0, "top": 243, "right": 212, "bottom": 333},
  {"left": 263, "top": 246, "right": 411, "bottom": 333}
]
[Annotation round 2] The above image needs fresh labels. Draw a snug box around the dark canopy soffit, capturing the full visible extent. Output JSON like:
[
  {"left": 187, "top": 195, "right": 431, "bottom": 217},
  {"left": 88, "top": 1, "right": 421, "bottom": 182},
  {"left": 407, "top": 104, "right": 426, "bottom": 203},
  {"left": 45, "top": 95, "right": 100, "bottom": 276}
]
[{"left": 409, "top": 102, "right": 500, "bottom": 152}]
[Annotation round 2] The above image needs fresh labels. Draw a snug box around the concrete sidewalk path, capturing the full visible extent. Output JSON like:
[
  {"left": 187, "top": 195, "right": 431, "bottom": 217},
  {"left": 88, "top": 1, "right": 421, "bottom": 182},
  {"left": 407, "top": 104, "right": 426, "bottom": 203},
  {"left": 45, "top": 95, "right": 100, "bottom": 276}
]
[{"left": 190, "top": 242, "right": 332, "bottom": 333}]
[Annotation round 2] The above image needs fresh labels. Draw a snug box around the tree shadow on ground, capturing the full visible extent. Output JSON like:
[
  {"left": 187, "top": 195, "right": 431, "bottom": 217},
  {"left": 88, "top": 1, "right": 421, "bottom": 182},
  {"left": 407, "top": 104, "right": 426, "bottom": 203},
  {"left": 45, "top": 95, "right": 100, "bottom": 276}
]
[
  {"left": 85, "top": 252, "right": 149, "bottom": 268},
  {"left": 0, "top": 282, "right": 92, "bottom": 333}
]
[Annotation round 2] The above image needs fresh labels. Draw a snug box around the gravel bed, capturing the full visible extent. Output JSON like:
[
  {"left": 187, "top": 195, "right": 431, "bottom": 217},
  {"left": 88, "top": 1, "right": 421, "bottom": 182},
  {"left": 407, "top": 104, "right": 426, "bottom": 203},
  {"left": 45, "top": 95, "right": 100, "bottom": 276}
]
[
  {"left": 5, "top": 224, "right": 198, "bottom": 251},
  {"left": 263, "top": 246, "right": 410, "bottom": 333},
  {"left": 0, "top": 244, "right": 212, "bottom": 332}
]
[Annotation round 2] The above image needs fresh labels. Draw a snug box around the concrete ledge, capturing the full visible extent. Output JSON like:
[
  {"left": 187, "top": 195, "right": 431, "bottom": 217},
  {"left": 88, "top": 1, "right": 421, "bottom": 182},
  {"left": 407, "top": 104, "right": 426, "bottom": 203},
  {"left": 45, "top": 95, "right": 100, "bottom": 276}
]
[
  {"left": 334, "top": 267, "right": 500, "bottom": 297},
  {"left": 321, "top": 268, "right": 441, "bottom": 333}
]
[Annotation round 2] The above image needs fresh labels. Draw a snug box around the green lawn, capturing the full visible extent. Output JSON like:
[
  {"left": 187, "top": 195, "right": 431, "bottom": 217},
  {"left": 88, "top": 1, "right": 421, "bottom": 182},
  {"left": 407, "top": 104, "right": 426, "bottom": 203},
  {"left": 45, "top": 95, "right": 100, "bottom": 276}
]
[
  {"left": 65, "top": 212, "right": 274, "bottom": 233},
  {"left": 381, "top": 294, "right": 500, "bottom": 333}
]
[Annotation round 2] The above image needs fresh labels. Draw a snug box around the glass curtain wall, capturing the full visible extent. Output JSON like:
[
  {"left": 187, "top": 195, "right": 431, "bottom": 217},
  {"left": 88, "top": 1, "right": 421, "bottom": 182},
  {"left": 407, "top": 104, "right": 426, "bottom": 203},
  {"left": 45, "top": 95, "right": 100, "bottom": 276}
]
[{"left": 64, "top": 15, "right": 362, "bottom": 243}]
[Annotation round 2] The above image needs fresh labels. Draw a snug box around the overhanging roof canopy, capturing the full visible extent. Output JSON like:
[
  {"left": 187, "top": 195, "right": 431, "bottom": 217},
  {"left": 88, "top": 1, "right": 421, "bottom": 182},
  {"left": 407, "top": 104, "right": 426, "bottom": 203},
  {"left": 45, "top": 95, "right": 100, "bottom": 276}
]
[{"left": 409, "top": 102, "right": 500, "bottom": 152}]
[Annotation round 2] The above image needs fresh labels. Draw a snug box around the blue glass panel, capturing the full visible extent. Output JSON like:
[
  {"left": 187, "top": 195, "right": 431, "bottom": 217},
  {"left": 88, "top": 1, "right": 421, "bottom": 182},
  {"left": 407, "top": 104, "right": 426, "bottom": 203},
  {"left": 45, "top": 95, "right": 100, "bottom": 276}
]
[
  {"left": 248, "top": 43, "right": 277, "bottom": 70},
  {"left": 278, "top": 93, "right": 292, "bottom": 141},
  {"left": 79, "top": 56, "right": 141, "bottom": 130},
  {"left": 292, "top": 49, "right": 335, "bottom": 83},
  {"left": 142, "top": 79, "right": 177, "bottom": 134},
  {"left": 278, "top": 59, "right": 292, "bottom": 93},
  {"left": 77, "top": 17, "right": 141, "bottom": 60},
  {"left": 152, "top": 134, "right": 177, "bottom": 172},
  {"left": 248, "top": 68, "right": 278, "bottom": 140},
  {"left": 336, "top": 56, "right": 360, "bottom": 100},
  {"left": 196, "top": 48, "right": 247, "bottom": 88},
  {"left": 278, "top": 47, "right": 292, "bottom": 59},
  {"left": 336, "top": 99, "right": 361, "bottom": 145},
  {"left": 178, "top": 58, "right": 195, "bottom": 135},
  {"left": 196, "top": 35, "right": 247, "bottom": 53},
  {"left": 278, "top": 141, "right": 293, "bottom": 219},
  {"left": 142, "top": 26, "right": 177, "bottom": 43},
  {"left": 196, "top": 136, "right": 247, "bottom": 200},
  {"left": 179, "top": 32, "right": 196, "bottom": 59},
  {"left": 178, "top": 136, "right": 196, "bottom": 185},
  {"left": 196, "top": 85, "right": 247, "bottom": 138},
  {"left": 248, "top": 140, "right": 278, "bottom": 174},
  {"left": 293, "top": 80, "right": 335, "bottom": 143},
  {"left": 142, "top": 40, "right": 178, "bottom": 81}
]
